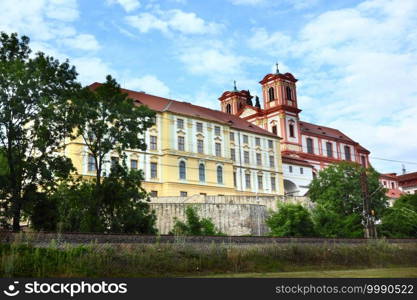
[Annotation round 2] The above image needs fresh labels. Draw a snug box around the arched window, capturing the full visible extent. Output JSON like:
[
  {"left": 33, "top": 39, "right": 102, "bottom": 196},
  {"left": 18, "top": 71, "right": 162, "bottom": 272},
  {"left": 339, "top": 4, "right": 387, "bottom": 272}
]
[
  {"left": 199, "top": 163, "right": 205, "bottom": 182},
  {"left": 226, "top": 103, "right": 231, "bottom": 114},
  {"left": 289, "top": 123, "right": 295, "bottom": 138},
  {"left": 286, "top": 86, "right": 292, "bottom": 100},
  {"left": 268, "top": 87, "right": 275, "bottom": 101},
  {"left": 306, "top": 138, "right": 314, "bottom": 154},
  {"left": 179, "top": 161, "right": 186, "bottom": 180},
  {"left": 217, "top": 166, "right": 223, "bottom": 184}
]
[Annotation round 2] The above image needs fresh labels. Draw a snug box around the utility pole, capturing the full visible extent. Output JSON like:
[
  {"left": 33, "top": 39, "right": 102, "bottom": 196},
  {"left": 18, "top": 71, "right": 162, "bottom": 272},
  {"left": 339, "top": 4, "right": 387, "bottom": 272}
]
[{"left": 360, "top": 170, "right": 376, "bottom": 238}]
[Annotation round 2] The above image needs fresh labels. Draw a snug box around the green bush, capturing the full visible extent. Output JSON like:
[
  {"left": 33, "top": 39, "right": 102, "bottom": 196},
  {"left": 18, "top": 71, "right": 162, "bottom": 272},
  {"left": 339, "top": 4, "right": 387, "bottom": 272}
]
[
  {"left": 171, "top": 206, "right": 223, "bottom": 236},
  {"left": 266, "top": 203, "right": 316, "bottom": 237}
]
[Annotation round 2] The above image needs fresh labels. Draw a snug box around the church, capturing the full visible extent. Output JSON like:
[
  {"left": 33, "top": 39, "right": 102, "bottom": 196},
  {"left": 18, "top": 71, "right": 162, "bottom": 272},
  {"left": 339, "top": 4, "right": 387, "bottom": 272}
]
[{"left": 218, "top": 65, "right": 371, "bottom": 196}]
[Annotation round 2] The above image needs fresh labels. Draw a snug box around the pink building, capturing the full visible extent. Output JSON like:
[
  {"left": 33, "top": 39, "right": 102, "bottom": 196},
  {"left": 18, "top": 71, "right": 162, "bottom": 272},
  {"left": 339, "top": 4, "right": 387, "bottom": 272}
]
[{"left": 218, "top": 67, "right": 371, "bottom": 194}]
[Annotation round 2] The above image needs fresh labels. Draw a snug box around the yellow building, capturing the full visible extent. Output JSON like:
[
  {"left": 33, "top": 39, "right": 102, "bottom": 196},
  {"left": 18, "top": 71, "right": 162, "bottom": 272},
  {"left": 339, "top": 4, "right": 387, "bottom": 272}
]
[{"left": 65, "top": 86, "right": 284, "bottom": 197}]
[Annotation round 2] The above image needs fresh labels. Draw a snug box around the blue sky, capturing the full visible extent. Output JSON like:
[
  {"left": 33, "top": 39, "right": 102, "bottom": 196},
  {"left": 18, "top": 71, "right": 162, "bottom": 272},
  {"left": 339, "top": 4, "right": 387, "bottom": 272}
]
[{"left": 1, "top": 0, "right": 416, "bottom": 174}]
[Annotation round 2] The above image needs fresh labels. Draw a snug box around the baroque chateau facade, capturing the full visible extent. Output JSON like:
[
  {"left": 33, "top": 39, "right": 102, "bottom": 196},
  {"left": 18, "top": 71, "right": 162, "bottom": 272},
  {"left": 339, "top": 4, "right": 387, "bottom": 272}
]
[
  {"left": 66, "top": 83, "right": 284, "bottom": 197},
  {"left": 66, "top": 67, "right": 373, "bottom": 197},
  {"left": 218, "top": 67, "right": 370, "bottom": 196}
]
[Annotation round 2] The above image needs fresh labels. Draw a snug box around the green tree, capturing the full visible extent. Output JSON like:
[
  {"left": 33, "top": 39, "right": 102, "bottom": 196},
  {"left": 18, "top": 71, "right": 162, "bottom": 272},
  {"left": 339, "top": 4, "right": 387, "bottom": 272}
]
[
  {"left": 379, "top": 206, "right": 417, "bottom": 238},
  {"left": 51, "top": 166, "right": 157, "bottom": 234},
  {"left": 70, "top": 76, "right": 156, "bottom": 232},
  {"left": 379, "top": 193, "right": 417, "bottom": 238},
  {"left": 171, "top": 206, "right": 223, "bottom": 236},
  {"left": 266, "top": 203, "right": 316, "bottom": 237},
  {"left": 0, "top": 32, "right": 80, "bottom": 231},
  {"left": 73, "top": 76, "right": 155, "bottom": 189},
  {"left": 309, "top": 162, "right": 388, "bottom": 238}
]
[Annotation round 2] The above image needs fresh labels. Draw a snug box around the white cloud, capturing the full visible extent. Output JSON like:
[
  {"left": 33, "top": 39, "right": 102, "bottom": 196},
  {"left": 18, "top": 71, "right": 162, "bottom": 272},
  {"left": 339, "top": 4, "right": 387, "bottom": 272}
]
[
  {"left": 62, "top": 34, "right": 101, "bottom": 51},
  {"left": 107, "top": 0, "right": 141, "bottom": 12},
  {"left": 126, "top": 9, "right": 222, "bottom": 35},
  {"left": 126, "top": 13, "right": 168, "bottom": 33},
  {"left": 72, "top": 57, "right": 116, "bottom": 85},
  {"left": 247, "top": 0, "right": 417, "bottom": 173},
  {"left": 229, "top": 0, "right": 265, "bottom": 5},
  {"left": 124, "top": 75, "right": 170, "bottom": 97},
  {"left": 0, "top": 0, "right": 79, "bottom": 41}
]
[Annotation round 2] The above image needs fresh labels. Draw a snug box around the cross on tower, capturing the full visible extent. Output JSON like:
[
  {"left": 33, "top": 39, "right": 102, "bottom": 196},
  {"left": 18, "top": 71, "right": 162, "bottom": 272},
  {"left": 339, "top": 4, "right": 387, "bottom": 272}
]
[{"left": 275, "top": 62, "right": 280, "bottom": 74}]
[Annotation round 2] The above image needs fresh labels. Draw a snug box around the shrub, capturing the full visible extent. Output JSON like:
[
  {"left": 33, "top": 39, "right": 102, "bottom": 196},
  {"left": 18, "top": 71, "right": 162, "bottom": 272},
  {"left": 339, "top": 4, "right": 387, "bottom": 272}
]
[
  {"left": 266, "top": 203, "right": 316, "bottom": 237},
  {"left": 171, "top": 206, "right": 223, "bottom": 236}
]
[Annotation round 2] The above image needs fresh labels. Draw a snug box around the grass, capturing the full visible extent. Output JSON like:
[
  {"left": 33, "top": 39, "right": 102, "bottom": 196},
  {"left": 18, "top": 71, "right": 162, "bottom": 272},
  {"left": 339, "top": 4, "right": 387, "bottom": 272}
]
[
  {"left": 198, "top": 267, "right": 417, "bottom": 278},
  {"left": 0, "top": 240, "right": 416, "bottom": 277}
]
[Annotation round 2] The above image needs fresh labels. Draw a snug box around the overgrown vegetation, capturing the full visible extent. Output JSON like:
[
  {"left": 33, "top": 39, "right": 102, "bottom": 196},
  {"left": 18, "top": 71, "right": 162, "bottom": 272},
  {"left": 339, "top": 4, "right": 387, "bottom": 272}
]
[
  {"left": 309, "top": 162, "right": 388, "bottom": 238},
  {"left": 379, "top": 194, "right": 417, "bottom": 238},
  {"left": 266, "top": 203, "right": 316, "bottom": 237},
  {"left": 0, "top": 240, "right": 416, "bottom": 277},
  {"left": 170, "top": 206, "right": 223, "bottom": 236}
]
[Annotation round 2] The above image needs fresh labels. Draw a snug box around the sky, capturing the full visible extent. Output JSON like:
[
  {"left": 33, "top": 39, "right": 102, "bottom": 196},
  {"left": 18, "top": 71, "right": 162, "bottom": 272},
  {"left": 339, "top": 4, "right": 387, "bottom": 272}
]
[{"left": 1, "top": 0, "right": 416, "bottom": 174}]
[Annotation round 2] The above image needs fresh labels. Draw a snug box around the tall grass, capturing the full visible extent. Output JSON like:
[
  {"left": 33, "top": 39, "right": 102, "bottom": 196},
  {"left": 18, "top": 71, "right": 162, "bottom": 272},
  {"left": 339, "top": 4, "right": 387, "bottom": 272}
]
[{"left": 0, "top": 240, "right": 416, "bottom": 277}]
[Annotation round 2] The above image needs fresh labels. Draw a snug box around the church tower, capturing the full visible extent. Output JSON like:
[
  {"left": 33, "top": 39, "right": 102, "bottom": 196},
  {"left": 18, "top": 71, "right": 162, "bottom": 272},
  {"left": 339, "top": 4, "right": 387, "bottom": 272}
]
[
  {"left": 219, "top": 81, "right": 254, "bottom": 115},
  {"left": 259, "top": 64, "right": 302, "bottom": 152}
]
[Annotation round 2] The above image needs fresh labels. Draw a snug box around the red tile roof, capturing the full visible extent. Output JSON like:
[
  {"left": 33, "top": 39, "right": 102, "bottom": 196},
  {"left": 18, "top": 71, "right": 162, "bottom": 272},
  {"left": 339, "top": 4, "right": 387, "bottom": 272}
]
[
  {"left": 380, "top": 173, "right": 398, "bottom": 180},
  {"left": 259, "top": 72, "right": 298, "bottom": 84},
  {"left": 90, "top": 83, "right": 278, "bottom": 138},
  {"left": 397, "top": 172, "right": 417, "bottom": 187},
  {"left": 282, "top": 155, "right": 314, "bottom": 168},
  {"left": 299, "top": 121, "right": 370, "bottom": 153},
  {"left": 386, "top": 188, "right": 404, "bottom": 199}
]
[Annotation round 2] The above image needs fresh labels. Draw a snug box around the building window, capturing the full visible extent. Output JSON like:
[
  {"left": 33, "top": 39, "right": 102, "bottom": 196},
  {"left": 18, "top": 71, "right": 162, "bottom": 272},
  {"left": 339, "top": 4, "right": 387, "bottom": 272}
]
[
  {"left": 256, "top": 153, "right": 262, "bottom": 166},
  {"left": 150, "top": 190, "right": 158, "bottom": 197},
  {"left": 383, "top": 181, "right": 387, "bottom": 187},
  {"left": 130, "top": 159, "right": 138, "bottom": 170},
  {"left": 233, "top": 171, "right": 237, "bottom": 187},
  {"left": 197, "top": 139, "right": 204, "bottom": 154},
  {"left": 226, "top": 104, "right": 231, "bottom": 114},
  {"left": 150, "top": 162, "right": 157, "bottom": 179},
  {"left": 289, "top": 123, "right": 295, "bottom": 138},
  {"left": 344, "top": 146, "right": 351, "bottom": 161},
  {"left": 361, "top": 155, "right": 366, "bottom": 167},
  {"left": 179, "top": 161, "right": 186, "bottom": 180},
  {"left": 199, "top": 163, "right": 205, "bottom": 182},
  {"left": 269, "top": 155, "right": 275, "bottom": 168},
  {"left": 150, "top": 135, "right": 157, "bottom": 150},
  {"left": 177, "top": 118, "right": 184, "bottom": 129},
  {"left": 268, "top": 87, "right": 275, "bottom": 101},
  {"left": 272, "top": 125, "right": 277, "bottom": 135},
  {"left": 391, "top": 182, "right": 395, "bottom": 189},
  {"left": 271, "top": 177, "right": 276, "bottom": 191},
  {"left": 231, "top": 148, "right": 236, "bottom": 161},
  {"left": 268, "top": 140, "right": 273, "bottom": 149},
  {"left": 289, "top": 165, "right": 293, "bottom": 173},
  {"left": 255, "top": 137, "right": 260, "bottom": 146},
  {"left": 306, "top": 138, "right": 314, "bottom": 154},
  {"left": 300, "top": 167, "right": 304, "bottom": 174},
  {"left": 214, "top": 126, "right": 221, "bottom": 136},
  {"left": 326, "top": 142, "right": 333, "bottom": 158},
  {"left": 88, "top": 154, "right": 96, "bottom": 172},
  {"left": 215, "top": 143, "right": 221, "bottom": 157},
  {"left": 257, "top": 175, "right": 263, "bottom": 190},
  {"left": 244, "top": 151, "right": 250, "bottom": 164},
  {"left": 180, "top": 191, "right": 188, "bottom": 197},
  {"left": 196, "top": 122, "right": 203, "bottom": 133},
  {"left": 245, "top": 173, "right": 251, "bottom": 188},
  {"left": 243, "top": 134, "right": 248, "bottom": 144},
  {"left": 217, "top": 166, "right": 223, "bottom": 184},
  {"left": 286, "top": 86, "right": 292, "bottom": 100},
  {"left": 178, "top": 136, "right": 185, "bottom": 151},
  {"left": 230, "top": 132, "right": 235, "bottom": 141}
]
